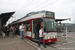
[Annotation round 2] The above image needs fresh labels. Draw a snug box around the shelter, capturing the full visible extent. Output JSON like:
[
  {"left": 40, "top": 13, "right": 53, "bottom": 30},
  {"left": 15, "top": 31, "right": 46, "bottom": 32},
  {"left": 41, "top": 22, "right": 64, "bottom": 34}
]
[
  {"left": 55, "top": 19, "right": 70, "bottom": 32},
  {"left": 0, "top": 12, "right": 15, "bottom": 34}
]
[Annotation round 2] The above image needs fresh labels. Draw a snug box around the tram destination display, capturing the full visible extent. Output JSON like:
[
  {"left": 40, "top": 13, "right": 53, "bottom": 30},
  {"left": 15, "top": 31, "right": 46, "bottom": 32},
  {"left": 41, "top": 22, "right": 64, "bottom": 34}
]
[{"left": 46, "top": 11, "right": 55, "bottom": 18}]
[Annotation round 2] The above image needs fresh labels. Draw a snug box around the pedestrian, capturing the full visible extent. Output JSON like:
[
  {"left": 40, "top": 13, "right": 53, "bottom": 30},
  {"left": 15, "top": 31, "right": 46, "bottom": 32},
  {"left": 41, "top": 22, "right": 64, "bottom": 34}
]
[
  {"left": 1, "top": 25, "right": 5, "bottom": 38},
  {"left": 10, "top": 25, "right": 14, "bottom": 38},
  {"left": 35, "top": 24, "right": 39, "bottom": 39},
  {"left": 15, "top": 26, "right": 19, "bottom": 35},
  {"left": 24, "top": 25, "right": 26, "bottom": 37},
  {"left": 19, "top": 23, "right": 24, "bottom": 40},
  {"left": 13, "top": 26, "right": 16, "bottom": 35},
  {"left": 6, "top": 26, "right": 10, "bottom": 37},
  {"left": 1, "top": 26, "right": 3, "bottom": 31},
  {"left": 3, "top": 24, "right": 7, "bottom": 33},
  {"left": 38, "top": 26, "right": 46, "bottom": 48}
]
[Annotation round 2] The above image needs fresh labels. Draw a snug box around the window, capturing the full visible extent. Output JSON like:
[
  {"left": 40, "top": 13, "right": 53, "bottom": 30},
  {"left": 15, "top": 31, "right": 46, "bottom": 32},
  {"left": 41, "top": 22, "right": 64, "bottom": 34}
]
[
  {"left": 42, "top": 18, "right": 56, "bottom": 32},
  {"left": 26, "top": 21, "right": 30, "bottom": 31},
  {"left": 18, "top": 21, "right": 30, "bottom": 31}
]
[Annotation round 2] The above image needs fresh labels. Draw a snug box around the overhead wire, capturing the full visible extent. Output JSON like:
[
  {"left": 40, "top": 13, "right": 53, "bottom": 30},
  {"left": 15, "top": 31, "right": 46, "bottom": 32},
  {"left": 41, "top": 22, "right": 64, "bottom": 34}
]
[
  {"left": 14, "top": 0, "right": 48, "bottom": 16},
  {"left": 41, "top": 0, "right": 59, "bottom": 8},
  {"left": 7, "top": 0, "right": 23, "bottom": 23},
  {"left": 18, "top": 0, "right": 48, "bottom": 16},
  {"left": 19, "top": 0, "right": 34, "bottom": 11},
  {"left": 31, "top": 0, "right": 59, "bottom": 11},
  {"left": 13, "top": 0, "right": 34, "bottom": 21},
  {"left": 13, "top": 0, "right": 29, "bottom": 16},
  {"left": 25, "top": 0, "right": 59, "bottom": 14},
  {"left": 14, "top": 0, "right": 34, "bottom": 16},
  {"left": 14, "top": 0, "right": 48, "bottom": 18},
  {"left": 29, "top": 0, "right": 48, "bottom": 12},
  {"left": 12, "top": 0, "right": 59, "bottom": 22}
]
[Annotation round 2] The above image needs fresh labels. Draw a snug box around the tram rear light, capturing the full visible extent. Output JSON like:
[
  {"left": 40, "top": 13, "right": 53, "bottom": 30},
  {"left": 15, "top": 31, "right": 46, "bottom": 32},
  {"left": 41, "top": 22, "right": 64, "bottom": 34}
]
[
  {"left": 54, "top": 36, "right": 56, "bottom": 38},
  {"left": 47, "top": 37, "right": 50, "bottom": 39}
]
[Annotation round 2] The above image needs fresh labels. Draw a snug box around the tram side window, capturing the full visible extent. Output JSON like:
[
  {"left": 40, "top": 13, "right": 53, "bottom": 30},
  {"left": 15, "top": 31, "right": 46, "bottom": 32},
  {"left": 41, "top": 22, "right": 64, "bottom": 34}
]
[
  {"left": 22, "top": 22, "right": 26, "bottom": 25},
  {"left": 26, "top": 21, "right": 30, "bottom": 31},
  {"left": 18, "top": 23, "right": 20, "bottom": 26}
]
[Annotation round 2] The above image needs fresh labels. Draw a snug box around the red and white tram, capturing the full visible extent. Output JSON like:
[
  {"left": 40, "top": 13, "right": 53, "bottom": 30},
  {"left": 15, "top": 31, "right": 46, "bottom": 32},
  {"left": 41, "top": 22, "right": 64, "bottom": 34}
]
[{"left": 11, "top": 10, "right": 57, "bottom": 43}]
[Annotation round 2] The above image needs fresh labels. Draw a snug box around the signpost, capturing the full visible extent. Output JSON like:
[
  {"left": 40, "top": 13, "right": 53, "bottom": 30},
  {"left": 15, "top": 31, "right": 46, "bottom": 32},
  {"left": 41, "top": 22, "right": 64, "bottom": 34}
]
[
  {"left": 65, "top": 18, "right": 71, "bottom": 42},
  {"left": 62, "top": 18, "right": 71, "bottom": 42}
]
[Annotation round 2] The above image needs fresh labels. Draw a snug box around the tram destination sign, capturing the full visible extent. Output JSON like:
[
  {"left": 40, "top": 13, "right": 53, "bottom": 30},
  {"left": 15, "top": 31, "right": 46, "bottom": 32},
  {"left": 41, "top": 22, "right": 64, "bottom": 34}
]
[{"left": 46, "top": 11, "right": 55, "bottom": 18}]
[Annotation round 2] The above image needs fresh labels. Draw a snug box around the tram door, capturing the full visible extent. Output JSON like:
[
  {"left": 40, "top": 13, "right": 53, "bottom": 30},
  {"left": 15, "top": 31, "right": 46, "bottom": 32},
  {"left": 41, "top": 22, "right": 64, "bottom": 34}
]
[
  {"left": 32, "top": 20, "right": 35, "bottom": 38},
  {"left": 32, "top": 19, "right": 40, "bottom": 39}
]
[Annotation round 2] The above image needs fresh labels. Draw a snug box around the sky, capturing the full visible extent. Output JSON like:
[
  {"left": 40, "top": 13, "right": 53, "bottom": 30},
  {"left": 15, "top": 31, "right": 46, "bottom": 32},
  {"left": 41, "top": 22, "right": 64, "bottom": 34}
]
[{"left": 0, "top": 0, "right": 75, "bottom": 25}]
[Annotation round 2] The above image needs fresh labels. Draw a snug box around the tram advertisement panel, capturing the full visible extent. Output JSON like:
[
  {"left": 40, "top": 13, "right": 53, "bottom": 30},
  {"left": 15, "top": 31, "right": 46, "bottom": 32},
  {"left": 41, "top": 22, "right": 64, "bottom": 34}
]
[{"left": 46, "top": 11, "right": 54, "bottom": 18}]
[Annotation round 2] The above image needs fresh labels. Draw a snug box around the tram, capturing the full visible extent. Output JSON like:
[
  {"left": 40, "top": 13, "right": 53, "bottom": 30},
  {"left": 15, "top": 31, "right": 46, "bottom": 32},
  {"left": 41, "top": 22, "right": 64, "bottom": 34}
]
[{"left": 11, "top": 10, "right": 57, "bottom": 43}]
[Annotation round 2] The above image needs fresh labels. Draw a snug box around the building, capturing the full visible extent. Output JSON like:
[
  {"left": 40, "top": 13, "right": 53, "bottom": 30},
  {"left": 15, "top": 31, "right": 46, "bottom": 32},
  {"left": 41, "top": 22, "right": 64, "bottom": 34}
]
[{"left": 56, "top": 23, "right": 75, "bottom": 32}]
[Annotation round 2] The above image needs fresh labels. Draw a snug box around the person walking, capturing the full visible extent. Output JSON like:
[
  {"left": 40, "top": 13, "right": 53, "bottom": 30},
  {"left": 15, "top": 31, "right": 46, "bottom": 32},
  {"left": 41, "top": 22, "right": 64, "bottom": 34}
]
[
  {"left": 10, "top": 26, "right": 14, "bottom": 38},
  {"left": 35, "top": 24, "right": 39, "bottom": 39},
  {"left": 1, "top": 26, "right": 3, "bottom": 32},
  {"left": 38, "top": 27, "right": 46, "bottom": 48},
  {"left": 1, "top": 25, "right": 6, "bottom": 38},
  {"left": 6, "top": 26, "right": 10, "bottom": 37},
  {"left": 24, "top": 25, "right": 26, "bottom": 37},
  {"left": 15, "top": 26, "right": 19, "bottom": 35},
  {"left": 13, "top": 26, "right": 16, "bottom": 35},
  {"left": 19, "top": 23, "right": 24, "bottom": 40},
  {"left": 3, "top": 24, "right": 7, "bottom": 33}
]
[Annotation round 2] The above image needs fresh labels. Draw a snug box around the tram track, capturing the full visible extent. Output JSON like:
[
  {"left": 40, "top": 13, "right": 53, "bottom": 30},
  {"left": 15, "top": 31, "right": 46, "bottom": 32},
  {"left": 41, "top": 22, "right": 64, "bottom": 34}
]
[
  {"left": 18, "top": 35, "right": 75, "bottom": 50},
  {"left": 24, "top": 38, "right": 67, "bottom": 50},
  {"left": 46, "top": 45, "right": 60, "bottom": 50},
  {"left": 25, "top": 38, "right": 75, "bottom": 50},
  {"left": 46, "top": 37, "right": 75, "bottom": 50},
  {"left": 24, "top": 38, "right": 62, "bottom": 50},
  {"left": 45, "top": 42, "right": 62, "bottom": 50},
  {"left": 24, "top": 38, "right": 59, "bottom": 50},
  {"left": 46, "top": 42, "right": 71, "bottom": 50},
  {"left": 24, "top": 38, "right": 42, "bottom": 50}
]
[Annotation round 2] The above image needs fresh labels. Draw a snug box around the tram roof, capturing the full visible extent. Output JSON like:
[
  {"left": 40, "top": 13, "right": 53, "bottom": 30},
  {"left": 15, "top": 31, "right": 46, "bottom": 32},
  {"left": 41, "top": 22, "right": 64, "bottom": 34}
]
[
  {"left": 0, "top": 12, "right": 15, "bottom": 25},
  {"left": 11, "top": 10, "right": 55, "bottom": 24},
  {"left": 12, "top": 10, "right": 47, "bottom": 23},
  {"left": 11, "top": 10, "right": 68, "bottom": 24}
]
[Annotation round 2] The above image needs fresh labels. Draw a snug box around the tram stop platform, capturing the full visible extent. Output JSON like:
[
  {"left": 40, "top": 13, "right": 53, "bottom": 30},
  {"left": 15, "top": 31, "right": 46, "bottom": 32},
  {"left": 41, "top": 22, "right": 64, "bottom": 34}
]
[
  {"left": 0, "top": 35, "right": 38, "bottom": 50},
  {"left": 0, "top": 32, "right": 75, "bottom": 50}
]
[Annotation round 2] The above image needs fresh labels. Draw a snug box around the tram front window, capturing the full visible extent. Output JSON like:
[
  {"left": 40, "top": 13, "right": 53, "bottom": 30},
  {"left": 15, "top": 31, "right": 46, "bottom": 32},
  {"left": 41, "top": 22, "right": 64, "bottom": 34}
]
[{"left": 43, "top": 18, "right": 56, "bottom": 32}]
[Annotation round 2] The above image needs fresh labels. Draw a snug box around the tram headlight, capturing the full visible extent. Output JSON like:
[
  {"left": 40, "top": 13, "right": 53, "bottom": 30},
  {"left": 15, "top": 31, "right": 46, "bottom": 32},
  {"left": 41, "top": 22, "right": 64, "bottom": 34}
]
[
  {"left": 54, "top": 36, "right": 56, "bottom": 38},
  {"left": 47, "top": 37, "right": 50, "bottom": 39}
]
